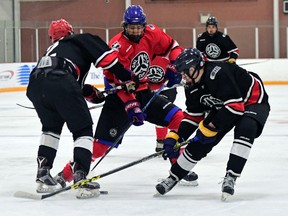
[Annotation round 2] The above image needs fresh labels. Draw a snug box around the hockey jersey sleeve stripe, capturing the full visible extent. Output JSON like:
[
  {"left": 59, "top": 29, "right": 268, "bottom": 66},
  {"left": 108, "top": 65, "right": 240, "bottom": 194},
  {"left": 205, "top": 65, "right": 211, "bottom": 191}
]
[
  {"left": 184, "top": 111, "right": 205, "bottom": 122},
  {"left": 224, "top": 98, "right": 245, "bottom": 115},
  {"left": 182, "top": 111, "right": 204, "bottom": 126},
  {"left": 94, "top": 49, "right": 118, "bottom": 69},
  {"left": 245, "top": 76, "right": 264, "bottom": 106}
]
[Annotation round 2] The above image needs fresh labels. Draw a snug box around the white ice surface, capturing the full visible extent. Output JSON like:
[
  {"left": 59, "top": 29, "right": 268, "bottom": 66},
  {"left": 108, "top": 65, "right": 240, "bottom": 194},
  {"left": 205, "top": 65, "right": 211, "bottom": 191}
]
[{"left": 0, "top": 85, "right": 288, "bottom": 216}]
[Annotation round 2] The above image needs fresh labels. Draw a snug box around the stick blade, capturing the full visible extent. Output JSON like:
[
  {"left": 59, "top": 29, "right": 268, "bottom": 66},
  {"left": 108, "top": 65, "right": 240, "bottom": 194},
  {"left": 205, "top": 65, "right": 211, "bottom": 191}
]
[{"left": 14, "top": 191, "right": 42, "bottom": 200}]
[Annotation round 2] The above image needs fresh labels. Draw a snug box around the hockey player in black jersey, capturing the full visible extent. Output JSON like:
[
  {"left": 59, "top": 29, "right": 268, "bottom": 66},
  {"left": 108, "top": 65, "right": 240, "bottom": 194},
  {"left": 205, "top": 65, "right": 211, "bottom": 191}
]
[
  {"left": 26, "top": 19, "right": 137, "bottom": 199},
  {"left": 155, "top": 48, "right": 270, "bottom": 200},
  {"left": 196, "top": 16, "right": 239, "bottom": 64}
]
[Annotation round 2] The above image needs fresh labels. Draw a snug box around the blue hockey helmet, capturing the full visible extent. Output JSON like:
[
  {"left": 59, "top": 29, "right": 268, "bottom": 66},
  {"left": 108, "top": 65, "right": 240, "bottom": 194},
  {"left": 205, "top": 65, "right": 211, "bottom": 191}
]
[{"left": 123, "top": 5, "right": 146, "bottom": 25}]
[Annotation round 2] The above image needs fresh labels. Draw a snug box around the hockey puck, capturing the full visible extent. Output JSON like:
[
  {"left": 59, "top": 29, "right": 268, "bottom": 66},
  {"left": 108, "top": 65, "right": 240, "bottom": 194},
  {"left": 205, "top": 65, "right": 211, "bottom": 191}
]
[{"left": 100, "top": 190, "right": 108, "bottom": 195}]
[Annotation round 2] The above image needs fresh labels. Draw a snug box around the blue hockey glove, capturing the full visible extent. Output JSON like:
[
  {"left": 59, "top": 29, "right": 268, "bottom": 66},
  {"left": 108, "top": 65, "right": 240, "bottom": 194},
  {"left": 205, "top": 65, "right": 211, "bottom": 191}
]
[
  {"left": 193, "top": 120, "right": 218, "bottom": 144},
  {"left": 162, "top": 131, "right": 181, "bottom": 163},
  {"left": 124, "top": 100, "right": 145, "bottom": 126},
  {"left": 165, "top": 62, "right": 182, "bottom": 88},
  {"left": 82, "top": 84, "right": 105, "bottom": 104}
]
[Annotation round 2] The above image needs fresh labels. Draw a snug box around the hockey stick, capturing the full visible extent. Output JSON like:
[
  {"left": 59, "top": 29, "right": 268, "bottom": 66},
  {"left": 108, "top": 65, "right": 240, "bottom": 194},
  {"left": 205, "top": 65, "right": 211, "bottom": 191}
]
[
  {"left": 239, "top": 60, "right": 269, "bottom": 67},
  {"left": 14, "top": 140, "right": 189, "bottom": 200},
  {"left": 16, "top": 86, "right": 123, "bottom": 110},
  {"left": 16, "top": 103, "right": 35, "bottom": 109},
  {"left": 16, "top": 103, "right": 105, "bottom": 110},
  {"left": 90, "top": 82, "right": 168, "bottom": 172}
]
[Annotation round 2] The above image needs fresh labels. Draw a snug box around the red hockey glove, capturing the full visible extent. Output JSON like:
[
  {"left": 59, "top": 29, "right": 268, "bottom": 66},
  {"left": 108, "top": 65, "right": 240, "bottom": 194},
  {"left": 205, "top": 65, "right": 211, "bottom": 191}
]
[
  {"left": 124, "top": 100, "right": 145, "bottom": 126},
  {"left": 82, "top": 84, "right": 105, "bottom": 104}
]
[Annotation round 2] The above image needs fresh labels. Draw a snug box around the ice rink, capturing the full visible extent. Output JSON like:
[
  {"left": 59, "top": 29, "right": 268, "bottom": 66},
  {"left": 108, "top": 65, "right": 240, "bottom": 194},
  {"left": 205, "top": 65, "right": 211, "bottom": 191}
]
[{"left": 0, "top": 85, "right": 287, "bottom": 216}]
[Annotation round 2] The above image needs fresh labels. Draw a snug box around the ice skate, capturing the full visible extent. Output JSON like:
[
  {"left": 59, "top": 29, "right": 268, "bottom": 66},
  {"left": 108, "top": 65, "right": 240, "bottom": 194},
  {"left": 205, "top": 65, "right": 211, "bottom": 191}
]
[
  {"left": 155, "top": 176, "right": 178, "bottom": 195},
  {"left": 179, "top": 171, "right": 199, "bottom": 186},
  {"left": 54, "top": 171, "right": 67, "bottom": 188},
  {"left": 221, "top": 172, "right": 237, "bottom": 201},
  {"left": 74, "top": 170, "right": 100, "bottom": 199},
  {"left": 36, "top": 156, "right": 60, "bottom": 193}
]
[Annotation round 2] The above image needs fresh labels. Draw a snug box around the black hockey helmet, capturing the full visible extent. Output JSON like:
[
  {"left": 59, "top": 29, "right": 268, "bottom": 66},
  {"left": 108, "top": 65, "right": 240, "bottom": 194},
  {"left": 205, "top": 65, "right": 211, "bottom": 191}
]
[
  {"left": 206, "top": 16, "right": 218, "bottom": 27},
  {"left": 175, "top": 48, "right": 205, "bottom": 76}
]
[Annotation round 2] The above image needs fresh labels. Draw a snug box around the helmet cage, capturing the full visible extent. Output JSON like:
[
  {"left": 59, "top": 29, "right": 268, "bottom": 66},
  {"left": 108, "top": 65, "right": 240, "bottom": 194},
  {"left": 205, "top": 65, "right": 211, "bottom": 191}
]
[{"left": 175, "top": 48, "right": 205, "bottom": 77}]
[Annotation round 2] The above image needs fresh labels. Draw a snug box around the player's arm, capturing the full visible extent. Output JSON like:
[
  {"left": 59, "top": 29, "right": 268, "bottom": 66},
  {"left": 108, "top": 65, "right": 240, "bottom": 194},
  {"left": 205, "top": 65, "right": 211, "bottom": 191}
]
[{"left": 225, "top": 35, "right": 239, "bottom": 63}]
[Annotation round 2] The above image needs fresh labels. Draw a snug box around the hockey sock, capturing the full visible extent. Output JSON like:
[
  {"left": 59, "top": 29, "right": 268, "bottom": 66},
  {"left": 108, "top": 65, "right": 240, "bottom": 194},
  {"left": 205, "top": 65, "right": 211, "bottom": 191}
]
[
  {"left": 92, "top": 140, "right": 110, "bottom": 162},
  {"left": 155, "top": 126, "right": 168, "bottom": 140},
  {"left": 62, "top": 162, "right": 74, "bottom": 182}
]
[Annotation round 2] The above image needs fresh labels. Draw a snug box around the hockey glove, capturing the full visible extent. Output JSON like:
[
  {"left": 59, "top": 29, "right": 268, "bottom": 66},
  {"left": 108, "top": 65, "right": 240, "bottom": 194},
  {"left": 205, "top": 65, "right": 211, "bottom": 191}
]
[
  {"left": 163, "top": 131, "right": 181, "bottom": 164},
  {"left": 193, "top": 120, "right": 218, "bottom": 144},
  {"left": 122, "top": 72, "right": 140, "bottom": 93},
  {"left": 165, "top": 62, "right": 183, "bottom": 88},
  {"left": 227, "top": 58, "right": 236, "bottom": 64},
  {"left": 82, "top": 84, "right": 105, "bottom": 104},
  {"left": 124, "top": 100, "right": 145, "bottom": 126}
]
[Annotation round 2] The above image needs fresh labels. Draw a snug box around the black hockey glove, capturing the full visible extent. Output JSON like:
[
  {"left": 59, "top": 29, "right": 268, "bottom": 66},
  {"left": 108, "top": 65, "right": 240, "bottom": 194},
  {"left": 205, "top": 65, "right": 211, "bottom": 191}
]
[
  {"left": 122, "top": 73, "right": 140, "bottom": 93},
  {"left": 82, "top": 84, "right": 105, "bottom": 104}
]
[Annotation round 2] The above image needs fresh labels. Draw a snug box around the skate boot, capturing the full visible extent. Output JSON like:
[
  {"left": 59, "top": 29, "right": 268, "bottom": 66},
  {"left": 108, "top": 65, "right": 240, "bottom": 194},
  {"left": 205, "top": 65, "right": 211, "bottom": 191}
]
[
  {"left": 221, "top": 172, "right": 237, "bottom": 201},
  {"left": 179, "top": 171, "right": 199, "bottom": 186},
  {"left": 74, "top": 169, "right": 100, "bottom": 199},
  {"left": 155, "top": 139, "right": 164, "bottom": 152},
  {"left": 155, "top": 176, "right": 178, "bottom": 195},
  {"left": 54, "top": 171, "right": 67, "bottom": 188},
  {"left": 36, "top": 156, "right": 59, "bottom": 193}
]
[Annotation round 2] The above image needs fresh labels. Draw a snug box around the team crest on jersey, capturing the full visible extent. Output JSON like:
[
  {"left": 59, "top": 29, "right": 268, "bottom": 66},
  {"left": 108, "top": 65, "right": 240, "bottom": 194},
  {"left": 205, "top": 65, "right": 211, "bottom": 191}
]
[
  {"left": 205, "top": 43, "right": 221, "bottom": 58},
  {"left": 147, "top": 65, "right": 165, "bottom": 83},
  {"left": 111, "top": 41, "right": 121, "bottom": 51},
  {"left": 131, "top": 52, "right": 150, "bottom": 80},
  {"left": 200, "top": 94, "right": 223, "bottom": 109},
  {"left": 109, "top": 128, "right": 117, "bottom": 138}
]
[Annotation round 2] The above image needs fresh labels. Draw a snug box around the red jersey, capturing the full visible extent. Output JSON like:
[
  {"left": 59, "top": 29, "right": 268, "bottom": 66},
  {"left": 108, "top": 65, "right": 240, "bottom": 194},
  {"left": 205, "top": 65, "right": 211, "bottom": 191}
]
[{"left": 105, "top": 24, "right": 182, "bottom": 102}]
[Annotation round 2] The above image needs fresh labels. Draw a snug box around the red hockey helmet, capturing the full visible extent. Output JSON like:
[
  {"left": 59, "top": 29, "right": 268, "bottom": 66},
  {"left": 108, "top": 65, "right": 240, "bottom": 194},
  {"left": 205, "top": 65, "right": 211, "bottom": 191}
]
[{"left": 48, "top": 19, "right": 73, "bottom": 43}]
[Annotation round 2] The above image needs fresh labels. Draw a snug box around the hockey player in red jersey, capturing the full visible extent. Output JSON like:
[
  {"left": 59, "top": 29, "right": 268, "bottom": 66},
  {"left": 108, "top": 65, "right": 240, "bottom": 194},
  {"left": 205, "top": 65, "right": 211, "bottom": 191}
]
[
  {"left": 196, "top": 16, "right": 239, "bottom": 63},
  {"left": 55, "top": 5, "right": 198, "bottom": 188},
  {"left": 147, "top": 56, "right": 180, "bottom": 152},
  {"left": 27, "top": 19, "right": 137, "bottom": 199},
  {"left": 155, "top": 48, "right": 270, "bottom": 200}
]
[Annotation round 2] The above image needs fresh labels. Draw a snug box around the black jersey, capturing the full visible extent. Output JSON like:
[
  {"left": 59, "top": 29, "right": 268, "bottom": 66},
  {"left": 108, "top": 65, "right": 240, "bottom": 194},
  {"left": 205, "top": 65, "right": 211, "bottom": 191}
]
[
  {"left": 37, "top": 33, "right": 131, "bottom": 87},
  {"left": 182, "top": 62, "right": 269, "bottom": 133},
  {"left": 196, "top": 31, "right": 239, "bottom": 62}
]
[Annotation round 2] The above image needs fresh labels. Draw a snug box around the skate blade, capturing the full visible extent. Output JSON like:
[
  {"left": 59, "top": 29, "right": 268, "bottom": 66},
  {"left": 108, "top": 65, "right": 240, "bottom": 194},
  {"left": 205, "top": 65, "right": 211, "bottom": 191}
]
[
  {"left": 36, "top": 183, "right": 60, "bottom": 193},
  {"left": 221, "top": 192, "right": 232, "bottom": 201},
  {"left": 153, "top": 190, "right": 163, "bottom": 197},
  {"left": 179, "top": 180, "right": 199, "bottom": 187},
  {"left": 76, "top": 188, "right": 101, "bottom": 199}
]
